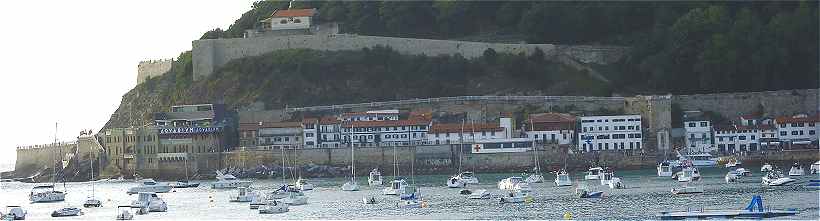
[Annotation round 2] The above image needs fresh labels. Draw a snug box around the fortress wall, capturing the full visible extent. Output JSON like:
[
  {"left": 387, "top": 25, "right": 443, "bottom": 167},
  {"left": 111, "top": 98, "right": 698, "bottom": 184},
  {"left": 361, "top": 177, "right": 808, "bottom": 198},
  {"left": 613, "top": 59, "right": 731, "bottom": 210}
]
[
  {"left": 673, "top": 89, "right": 819, "bottom": 119},
  {"left": 136, "top": 60, "right": 173, "bottom": 85},
  {"left": 192, "top": 34, "right": 629, "bottom": 81}
]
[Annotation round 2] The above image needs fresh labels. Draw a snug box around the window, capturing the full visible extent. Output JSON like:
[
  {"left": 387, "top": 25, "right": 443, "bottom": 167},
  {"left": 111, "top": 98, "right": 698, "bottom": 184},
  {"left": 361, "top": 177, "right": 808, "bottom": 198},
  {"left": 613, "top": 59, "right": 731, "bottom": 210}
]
[
  {"left": 583, "top": 127, "right": 587, "bottom": 132},
  {"left": 718, "top": 137, "right": 723, "bottom": 142},
  {"left": 739, "top": 136, "right": 746, "bottom": 140},
  {"left": 791, "top": 123, "right": 798, "bottom": 127},
  {"left": 636, "top": 142, "right": 641, "bottom": 149},
  {"left": 751, "top": 135, "right": 756, "bottom": 140},
  {"left": 780, "top": 131, "right": 787, "bottom": 136},
  {"left": 688, "top": 123, "right": 696, "bottom": 127},
  {"left": 810, "top": 130, "right": 816, "bottom": 135},
  {"left": 280, "top": 19, "right": 287, "bottom": 24},
  {"left": 305, "top": 133, "right": 314, "bottom": 137},
  {"left": 791, "top": 131, "right": 798, "bottom": 135},
  {"left": 700, "top": 122, "right": 707, "bottom": 127},
  {"left": 810, "top": 123, "right": 816, "bottom": 127}
]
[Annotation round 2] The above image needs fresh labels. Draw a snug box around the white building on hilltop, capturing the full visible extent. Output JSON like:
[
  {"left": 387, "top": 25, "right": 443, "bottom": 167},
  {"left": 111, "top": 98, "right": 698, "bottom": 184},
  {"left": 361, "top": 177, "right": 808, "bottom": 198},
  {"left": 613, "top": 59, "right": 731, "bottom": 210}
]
[{"left": 577, "top": 115, "right": 642, "bottom": 152}]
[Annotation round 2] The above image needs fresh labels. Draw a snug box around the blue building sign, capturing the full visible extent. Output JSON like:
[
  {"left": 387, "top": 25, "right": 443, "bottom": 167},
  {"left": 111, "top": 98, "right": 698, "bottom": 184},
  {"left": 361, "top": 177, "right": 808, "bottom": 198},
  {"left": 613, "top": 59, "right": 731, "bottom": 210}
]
[{"left": 159, "top": 127, "right": 221, "bottom": 135}]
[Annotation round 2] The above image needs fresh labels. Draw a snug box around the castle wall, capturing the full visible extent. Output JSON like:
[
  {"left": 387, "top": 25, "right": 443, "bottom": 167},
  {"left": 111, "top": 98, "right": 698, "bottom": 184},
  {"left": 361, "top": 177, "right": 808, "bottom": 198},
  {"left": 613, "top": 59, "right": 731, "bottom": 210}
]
[
  {"left": 192, "top": 34, "right": 629, "bottom": 81},
  {"left": 673, "top": 89, "right": 819, "bottom": 120},
  {"left": 136, "top": 59, "right": 173, "bottom": 85}
]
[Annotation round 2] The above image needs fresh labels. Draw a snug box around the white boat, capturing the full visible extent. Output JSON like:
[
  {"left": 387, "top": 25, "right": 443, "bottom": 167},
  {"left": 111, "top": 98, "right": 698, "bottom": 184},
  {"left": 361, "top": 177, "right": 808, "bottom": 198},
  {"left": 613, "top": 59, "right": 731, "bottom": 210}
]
[
  {"left": 524, "top": 173, "right": 545, "bottom": 184},
  {"left": 51, "top": 207, "right": 82, "bottom": 217},
  {"left": 83, "top": 145, "right": 102, "bottom": 208},
  {"left": 130, "top": 192, "right": 167, "bottom": 212},
  {"left": 363, "top": 196, "right": 378, "bottom": 204},
  {"left": 657, "top": 161, "right": 673, "bottom": 177},
  {"left": 29, "top": 185, "right": 66, "bottom": 203},
  {"left": 499, "top": 190, "right": 533, "bottom": 204},
  {"left": 229, "top": 187, "right": 258, "bottom": 202},
  {"left": 211, "top": 171, "right": 252, "bottom": 189},
  {"left": 725, "top": 158, "right": 741, "bottom": 168},
  {"left": 383, "top": 178, "right": 408, "bottom": 195},
  {"left": 554, "top": 169, "right": 572, "bottom": 187},
  {"left": 468, "top": 189, "right": 491, "bottom": 199},
  {"left": 788, "top": 163, "right": 804, "bottom": 176},
  {"left": 169, "top": 180, "right": 200, "bottom": 188},
  {"left": 127, "top": 179, "right": 173, "bottom": 194},
  {"left": 672, "top": 185, "right": 703, "bottom": 194},
  {"left": 116, "top": 206, "right": 134, "bottom": 220},
  {"left": 399, "top": 185, "right": 422, "bottom": 200},
  {"left": 762, "top": 170, "right": 796, "bottom": 186},
  {"left": 599, "top": 171, "right": 623, "bottom": 189},
  {"left": 497, "top": 176, "right": 531, "bottom": 192},
  {"left": 811, "top": 161, "right": 820, "bottom": 174},
  {"left": 266, "top": 185, "right": 290, "bottom": 200},
  {"left": 675, "top": 167, "right": 701, "bottom": 182},
  {"left": 2, "top": 206, "right": 26, "bottom": 220},
  {"left": 734, "top": 168, "right": 752, "bottom": 176},
  {"left": 675, "top": 152, "right": 717, "bottom": 167},
  {"left": 341, "top": 180, "right": 359, "bottom": 191},
  {"left": 294, "top": 178, "right": 314, "bottom": 191},
  {"left": 761, "top": 163, "right": 773, "bottom": 172},
  {"left": 585, "top": 167, "right": 603, "bottom": 180},
  {"left": 446, "top": 175, "right": 465, "bottom": 188},
  {"left": 83, "top": 198, "right": 102, "bottom": 208},
  {"left": 250, "top": 193, "right": 266, "bottom": 209},
  {"left": 456, "top": 171, "right": 479, "bottom": 184},
  {"left": 283, "top": 190, "right": 308, "bottom": 205},
  {"left": 725, "top": 171, "right": 740, "bottom": 183},
  {"left": 397, "top": 185, "right": 425, "bottom": 208},
  {"left": 368, "top": 169, "right": 383, "bottom": 186},
  {"left": 258, "top": 200, "right": 289, "bottom": 214}
]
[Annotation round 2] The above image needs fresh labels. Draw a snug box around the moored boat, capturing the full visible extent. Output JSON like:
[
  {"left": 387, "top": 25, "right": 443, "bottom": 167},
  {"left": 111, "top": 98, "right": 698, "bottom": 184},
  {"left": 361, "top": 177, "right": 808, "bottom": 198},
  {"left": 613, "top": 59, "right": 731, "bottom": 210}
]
[
  {"left": 211, "top": 171, "right": 252, "bottom": 189},
  {"left": 229, "top": 187, "right": 258, "bottom": 202},
  {"left": 294, "top": 178, "right": 314, "bottom": 191},
  {"left": 468, "top": 189, "right": 491, "bottom": 199},
  {"left": 788, "top": 163, "right": 804, "bottom": 176},
  {"left": 762, "top": 170, "right": 795, "bottom": 186},
  {"left": 554, "top": 169, "right": 572, "bottom": 187},
  {"left": 29, "top": 185, "right": 66, "bottom": 203},
  {"left": 116, "top": 206, "right": 134, "bottom": 220},
  {"left": 127, "top": 179, "right": 173, "bottom": 194},
  {"left": 810, "top": 161, "right": 820, "bottom": 174},
  {"left": 368, "top": 169, "right": 383, "bottom": 186},
  {"left": 2, "top": 206, "right": 26, "bottom": 220},
  {"left": 51, "top": 207, "right": 82, "bottom": 217},
  {"left": 498, "top": 176, "right": 531, "bottom": 192},
  {"left": 258, "top": 200, "right": 288, "bottom": 214},
  {"left": 657, "top": 161, "right": 673, "bottom": 177},
  {"left": 383, "top": 178, "right": 407, "bottom": 195},
  {"left": 585, "top": 167, "right": 603, "bottom": 180},
  {"left": 130, "top": 192, "right": 167, "bottom": 212},
  {"left": 499, "top": 190, "right": 533, "bottom": 204},
  {"left": 760, "top": 163, "right": 773, "bottom": 172}
]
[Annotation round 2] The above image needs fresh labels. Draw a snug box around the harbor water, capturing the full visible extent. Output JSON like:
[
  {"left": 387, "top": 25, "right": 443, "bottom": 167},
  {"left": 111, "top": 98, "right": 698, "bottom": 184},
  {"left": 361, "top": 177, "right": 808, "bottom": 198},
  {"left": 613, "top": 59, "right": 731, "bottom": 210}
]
[{"left": 1, "top": 167, "right": 818, "bottom": 220}]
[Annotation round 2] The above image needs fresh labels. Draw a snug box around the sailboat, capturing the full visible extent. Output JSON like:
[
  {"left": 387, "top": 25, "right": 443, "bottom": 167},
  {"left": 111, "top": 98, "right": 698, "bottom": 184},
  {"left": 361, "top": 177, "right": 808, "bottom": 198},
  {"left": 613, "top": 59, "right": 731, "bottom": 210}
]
[
  {"left": 447, "top": 120, "right": 467, "bottom": 188},
  {"left": 292, "top": 149, "right": 314, "bottom": 191},
  {"left": 170, "top": 156, "right": 199, "bottom": 188},
  {"left": 398, "top": 137, "right": 425, "bottom": 209},
  {"left": 341, "top": 123, "right": 359, "bottom": 191},
  {"left": 83, "top": 134, "right": 102, "bottom": 207},
  {"left": 266, "top": 147, "right": 293, "bottom": 200},
  {"left": 283, "top": 149, "right": 308, "bottom": 205},
  {"left": 524, "top": 119, "right": 544, "bottom": 183},
  {"left": 383, "top": 141, "right": 407, "bottom": 195},
  {"left": 30, "top": 123, "right": 66, "bottom": 203}
]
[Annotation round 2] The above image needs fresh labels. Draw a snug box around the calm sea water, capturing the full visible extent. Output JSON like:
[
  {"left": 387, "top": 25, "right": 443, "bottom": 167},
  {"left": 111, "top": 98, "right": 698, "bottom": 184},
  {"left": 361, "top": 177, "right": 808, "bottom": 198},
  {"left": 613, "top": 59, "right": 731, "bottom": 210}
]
[{"left": 1, "top": 167, "right": 818, "bottom": 220}]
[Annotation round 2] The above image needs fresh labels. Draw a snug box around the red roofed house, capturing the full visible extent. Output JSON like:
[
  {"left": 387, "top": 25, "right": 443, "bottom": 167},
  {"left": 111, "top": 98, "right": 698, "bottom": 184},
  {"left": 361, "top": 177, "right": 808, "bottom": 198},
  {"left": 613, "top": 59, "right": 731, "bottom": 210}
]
[
  {"left": 318, "top": 116, "right": 342, "bottom": 148},
  {"left": 302, "top": 118, "right": 319, "bottom": 148},
  {"left": 262, "top": 8, "right": 316, "bottom": 31},
  {"left": 774, "top": 114, "right": 819, "bottom": 147},
  {"left": 428, "top": 122, "right": 505, "bottom": 145},
  {"left": 524, "top": 113, "right": 576, "bottom": 146}
]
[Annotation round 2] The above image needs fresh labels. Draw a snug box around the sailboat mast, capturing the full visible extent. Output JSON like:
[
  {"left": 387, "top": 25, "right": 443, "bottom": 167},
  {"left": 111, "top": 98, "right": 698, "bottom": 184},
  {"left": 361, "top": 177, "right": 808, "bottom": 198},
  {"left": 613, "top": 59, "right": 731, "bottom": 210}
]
[
  {"left": 281, "top": 146, "right": 286, "bottom": 184},
  {"left": 90, "top": 138, "right": 95, "bottom": 197},
  {"left": 531, "top": 119, "right": 540, "bottom": 174},
  {"left": 459, "top": 119, "right": 464, "bottom": 173},
  {"left": 351, "top": 122, "right": 355, "bottom": 182}
]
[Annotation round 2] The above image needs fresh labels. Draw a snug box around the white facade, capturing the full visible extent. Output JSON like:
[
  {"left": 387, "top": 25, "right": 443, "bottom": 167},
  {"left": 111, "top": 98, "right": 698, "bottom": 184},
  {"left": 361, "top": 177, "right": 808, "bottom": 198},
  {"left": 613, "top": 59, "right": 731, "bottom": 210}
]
[
  {"left": 775, "top": 114, "right": 819, "bottom": 145},
  {"left": 684, "top": 120, "right": 714, "bottom": 153},
  {"left": 524, "top": 130, "right": 573, "bottom": 145},
  {"left": 428, "top": 128, "right": 505, "bottom": 145},
  {"left": 342, "top": 110, "right": 400, "bottom": 122},
  {"left": 342, "top": 121, "right": 430, "bottom": 147},
  {"left": 302, "top": 119, "right": 318, "bottom": 148},
  {"left": 318, "top": 120, "right": 341, "bottom": 148},
  {"left": 577, "top": 115, "right": 642, "bottom": 152},
  {"left": 714, "top": 128, "right": 760, "bottom": 153}
]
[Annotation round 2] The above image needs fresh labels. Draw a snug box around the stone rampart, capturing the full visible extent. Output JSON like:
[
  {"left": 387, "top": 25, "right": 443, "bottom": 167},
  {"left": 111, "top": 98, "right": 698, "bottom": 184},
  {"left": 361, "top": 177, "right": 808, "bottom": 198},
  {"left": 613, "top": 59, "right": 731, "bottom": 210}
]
[
  {"left": 673, "top": 89, "right": 819, "bottom": 119},
  {"left": 136, "top": 59, "right": 173, "bottom": 85},
  {"left": 192, "top": 34, "right": 629, "bottom": 81}
]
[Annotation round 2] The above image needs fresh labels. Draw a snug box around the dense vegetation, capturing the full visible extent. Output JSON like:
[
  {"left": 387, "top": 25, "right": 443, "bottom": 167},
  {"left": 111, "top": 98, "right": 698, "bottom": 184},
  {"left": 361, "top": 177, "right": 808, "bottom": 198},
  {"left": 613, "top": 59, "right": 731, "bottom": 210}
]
[{"left": 200, "top": 1, "right": 818, "bottom": 95}]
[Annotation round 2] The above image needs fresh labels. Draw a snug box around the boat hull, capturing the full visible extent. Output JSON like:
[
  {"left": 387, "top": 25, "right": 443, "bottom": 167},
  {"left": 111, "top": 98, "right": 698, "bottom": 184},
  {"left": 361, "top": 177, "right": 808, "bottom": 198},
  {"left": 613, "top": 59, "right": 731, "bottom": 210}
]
[
  {"left": 659, "top": 210, "right": 798, "bottom": 220},
  {"left": 211, "top": 181, "right": 252, "bottom": 189},
  {"left": 30, "top": 191, "right": 66, "bottom": 203},
  {"left": 127, "top": 185, "right": 172, "bottom": 194}
]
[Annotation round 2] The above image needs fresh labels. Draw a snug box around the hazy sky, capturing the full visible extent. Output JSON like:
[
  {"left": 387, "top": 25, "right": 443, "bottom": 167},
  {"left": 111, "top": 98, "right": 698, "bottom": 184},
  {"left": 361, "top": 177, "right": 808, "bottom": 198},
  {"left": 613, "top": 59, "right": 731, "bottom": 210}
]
[{"left": 0, "top": 0, "right": 256, "bottom": 171}]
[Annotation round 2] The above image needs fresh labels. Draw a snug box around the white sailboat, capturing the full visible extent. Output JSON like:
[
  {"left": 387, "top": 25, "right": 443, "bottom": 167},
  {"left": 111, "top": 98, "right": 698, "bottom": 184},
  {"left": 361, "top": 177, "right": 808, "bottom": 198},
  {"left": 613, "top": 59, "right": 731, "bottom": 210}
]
[
  {"left": 447, "top": 120, "right": 471, "bottom": 188},
  {"left": 282, "top": 148, "right": 308, "bottom": 205},
  {"left": 524, "top": 119, "right": 544, "bottom": 183},
  {"left": 83, "top": 135, "right": 102, "bottom": 208},
  {"left": 384, "top": 130, "right": 406, "bottom": 195},
  {"left": 30, "top": 123, "right": 66, "bottom": 203},
  {"left": 341, "top": 123, "right": 359, "bottom": 191},
  {"left": 170, "top": 156, "right": 199, "bottom": 188}
]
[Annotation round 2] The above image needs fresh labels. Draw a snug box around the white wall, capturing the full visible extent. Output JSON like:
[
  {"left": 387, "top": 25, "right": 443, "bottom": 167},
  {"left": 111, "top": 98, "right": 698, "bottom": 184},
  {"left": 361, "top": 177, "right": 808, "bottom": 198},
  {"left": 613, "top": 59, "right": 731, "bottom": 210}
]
[{"left": 577, "top": 115, "right": 642, "bottom": 152}]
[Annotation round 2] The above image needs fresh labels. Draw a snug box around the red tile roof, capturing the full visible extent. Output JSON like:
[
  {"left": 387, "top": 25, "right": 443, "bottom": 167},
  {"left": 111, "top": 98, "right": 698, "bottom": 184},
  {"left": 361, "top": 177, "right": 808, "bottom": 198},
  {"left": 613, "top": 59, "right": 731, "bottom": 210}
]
[
  {"left": 302, "top": 118, "right": 318, "bottom": 124},
  {"left": 319, "top": 116, "right": 340, "bottom": 124},
  {"left": 739, "top": 113, "right": 761, "bottom": 120},
  {"left": 341, "top": 119, "right": 430, "bottom": 128},
  {"left": 429, "top": 123, "right": 503, "bottom": 134},
  {"left": 271, "top": 8, "right": 316, "bottom": 18},
  {"left": 775, "top": 114, "right": 820, "bottom": 124}
]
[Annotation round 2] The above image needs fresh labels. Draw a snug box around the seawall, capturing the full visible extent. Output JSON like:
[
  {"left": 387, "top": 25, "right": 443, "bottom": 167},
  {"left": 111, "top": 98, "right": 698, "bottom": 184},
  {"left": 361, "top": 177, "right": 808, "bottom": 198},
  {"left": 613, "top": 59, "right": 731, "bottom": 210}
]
[{"left": 192, "top": 34, "right": 629, "bottom": 81}]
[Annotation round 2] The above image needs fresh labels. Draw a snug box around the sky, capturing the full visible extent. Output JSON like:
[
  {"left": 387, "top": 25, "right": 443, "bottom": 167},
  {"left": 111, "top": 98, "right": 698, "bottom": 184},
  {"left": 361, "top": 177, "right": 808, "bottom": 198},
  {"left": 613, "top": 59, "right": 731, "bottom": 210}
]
[{"left": 0, "top": 0, "right": 257, "bottom": 171}]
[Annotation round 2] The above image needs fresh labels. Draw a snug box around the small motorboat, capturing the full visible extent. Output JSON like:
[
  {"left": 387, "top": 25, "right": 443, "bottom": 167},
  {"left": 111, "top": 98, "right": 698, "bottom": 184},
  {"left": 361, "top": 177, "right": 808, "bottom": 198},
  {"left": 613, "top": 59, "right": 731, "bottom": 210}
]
[
  {"left": 250, "top": 193, "right": 266, "bottom": 209},
  {"left": 368, "top": 169, "right": 383, "bottom": 186},
  {"left": 51, "top": 207, "right": 83, "bottom": 217},
  {"left": 363, "top": 196, "right": 378, "bottom": 204},
  {"left": 600, "top": 170, "right": 623, "bottom": 189},
  {"left": 29, "top": 185, "right": 66, "bottom": 203},
  {"left": 554, "top": 169, "right": 572, "bottom": 187},
  {"left": 498, "top": 177, "right": 531, "bottom": 192},
  {"left": 725, "top": 172, "right": 740, "bottom": 183},
  {"left": 130, "top": 192, "right": 167, "bottom": 212},
  {"left": 671, "top": 185, "right": 704, "bottom": 195},
  {"left": 282, "top": 190, "right": 308, "bottom": 206},
  {"left": 341, "top": 180, "right": 360, "bottom": 191},
  {"left": 788, "top": 163, "right": 804, "bottom": 176},
  {"left": 585, "top": 167, "right": 603, "bottom": 180},
  {"left": 760, "top": 163, "right": 773, "bottom": 172},
  {"left": 211, "top": 170, "right": 252, "bottom": 189},
  {"left": 657, "top": 161, "right": 674, "bottom": 177},
  {"left": 295, "top": 178, "right": 314, "bottom": 191},
  {"left": 229, "top": 187, "right": 258, "bottom": 202},
  {"left": 675, "top": 167, "right": 701, "bottom": 182},
  {"left": 383, "top": 178, "right": 407, "bottom": 195},
  {"left": 266, "top": 185, "right": 290, "bottom": 200},
  {"left": 725, "top": 158, "right": 741, "bottom": 168},
  {"left": 83, "top": 197, "right": 102, "bottom": 208},
  {"left": 499, "top": 190, "right": 533, "bottom": 204},
  {"left": 2, "top": 206, "right": 26, "bottom": 220},
  {"left": 468, "top": 189, "right": 491, "bottom": 199},
  {"left": 455, "top": 171, "right": 479, "bottom": 184},
  {"left": 258, "top": 200, "right": 289, "bottom": 214},
  {"left": 576, "top": 187, "right": 604, "bottom": 198},
  {"left": 810, "top": 161, "right": 820, "bottom": 174},
  {"left": 127, "top": 179, "right": 173, "bottom": 194},
  {"left": 169, "top": 180, "right": 200, "bottom": 188},
  {"left": 762, "top": 171, "right": 796, "bottom": 186},
  {"left": 446, "top": 175, "right": 466, "bottom": 188},
  {"left": 400, "top": 185, "right": 422, "bottom": 201},
  {"left": 116, "top": 206, "right": 134, "bottom": 220},
  {"left": 658, "top": 195, "right": 797, "bottom": 219},
  {"left": 734, "top": 168, "right": 752, "bottom": 176}
]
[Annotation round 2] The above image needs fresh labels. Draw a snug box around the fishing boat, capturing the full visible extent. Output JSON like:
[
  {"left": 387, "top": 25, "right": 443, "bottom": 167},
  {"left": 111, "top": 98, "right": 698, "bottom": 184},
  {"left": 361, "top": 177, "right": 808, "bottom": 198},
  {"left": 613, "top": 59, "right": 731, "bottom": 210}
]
[
  {"left": 211, "top": 170, "right": 252, "bottom": 189},
  {"left": 499, "top": 190, "right": 533, "bottom": 204},
  {"left": 2, "top": 206, "right": 26, "bottom": 220},
  {"left": 127, "top": 179, "right": 172, "bottom": 194},
  {"left": 762, "top": 170, "right": 795, "bottom": 186},
  {"left": 675, "top": 167, "right": 701, "bottom": 182},
  {"left": 294, "top": 178, "right": 314, "bottom": 191},
  {"left": 760, "top": 163, "right": 773, "bottom": 172},
  {"left": 575, "top": 183, "right": 603, "bottom": 199},
  {"left": 283, "top": 190, "right": 308, "bottom": 205},
  {"left": 811, "top": 161, "right": 820, "bottom": 174},
  {"left": 229, "top": 187, "right": 259, "bottom": 202},
  {"left": 130, "top": 192, "right": 167, "bottom": 212},
  {"left": 658, "top": 196, "right": 797, "bottom": 219},
  {"left": 258, "top": 200, "right": 288, "bottom": 214},
  {"left": 83, "top": 144, "right": 102, "bottom": 208},
  {"left": 341, "top": 124, "right": 359, "bottom": 191},
  {"left": 497, "top": 176, "right": 531, "bottom": 192},
  {"left": 116, "top": 206, "right": 134, "bottom": 220},
  {"left": 368, "top": 168, "right": 383, "bottom": 186},
  {"left": 384, "top": 178, "right": 408, "bottom": 195},
  {"left": 599, "top": 170, "right": 623, "bottom": 189},
  {"left": 554, "top": 169, "right": 572, "bottom": 187},
  {"left": 51, "top": 207, "right": 82, "bottom": 217},
  {"left": 788, "top": 163, "right": 804, "bottom": 176},
  {"left": 468, "top": 189, "right": 491, "bottom": 199},
  {"left": 657, "top": 161, "right": 674, "bottom": 177},
  {"left": 585, "top": 167, "right": 603, "bottom": 180}
]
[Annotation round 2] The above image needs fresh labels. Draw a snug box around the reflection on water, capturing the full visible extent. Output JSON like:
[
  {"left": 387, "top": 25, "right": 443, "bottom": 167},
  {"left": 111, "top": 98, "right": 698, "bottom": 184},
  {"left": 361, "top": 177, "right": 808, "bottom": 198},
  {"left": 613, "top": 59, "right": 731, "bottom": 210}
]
[{"left": 0, "top": 167, "right": 817, "bottom": 220}]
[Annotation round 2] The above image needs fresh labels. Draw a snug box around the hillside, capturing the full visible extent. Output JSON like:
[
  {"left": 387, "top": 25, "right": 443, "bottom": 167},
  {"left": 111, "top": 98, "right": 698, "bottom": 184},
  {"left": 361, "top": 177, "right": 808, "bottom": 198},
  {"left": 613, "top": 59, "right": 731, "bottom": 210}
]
[{"left": 105, "top": 1, "right": 819, "bottom": 128}]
